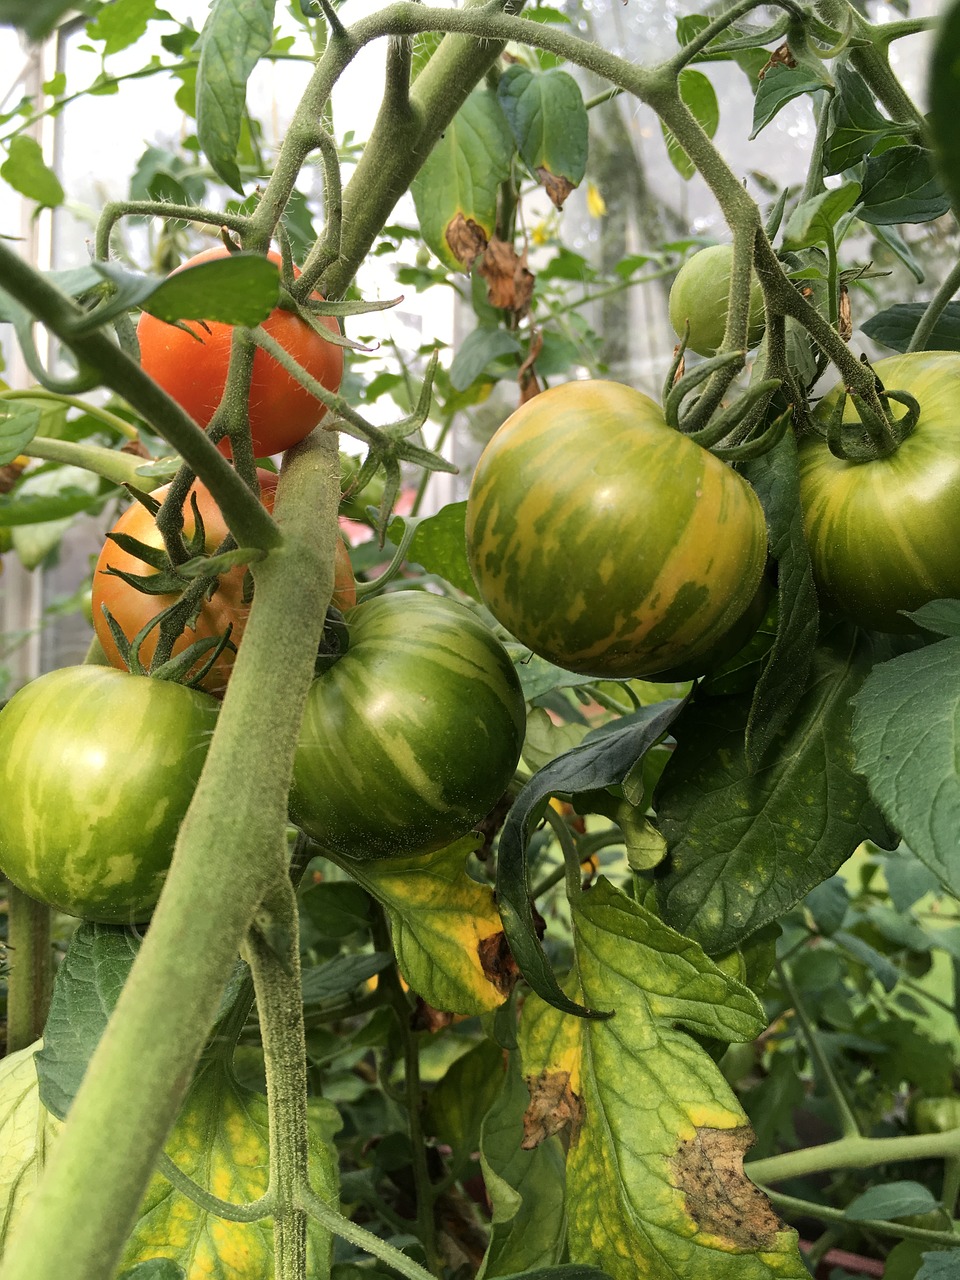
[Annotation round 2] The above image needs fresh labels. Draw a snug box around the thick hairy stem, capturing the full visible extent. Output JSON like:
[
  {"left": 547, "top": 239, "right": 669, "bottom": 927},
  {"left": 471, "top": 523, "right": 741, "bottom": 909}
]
[
  {"left": 0, "top": 433, "right": 342, "bottom": 1280},
  {"left": 247, "top": 877, "right": 312, "bottom": 1280},
  {"left": 816, "top": 0, "right": 927, "bottom": 135},
  {"left": 5, "top": 886, "right": 52, "bottom": 1054}
]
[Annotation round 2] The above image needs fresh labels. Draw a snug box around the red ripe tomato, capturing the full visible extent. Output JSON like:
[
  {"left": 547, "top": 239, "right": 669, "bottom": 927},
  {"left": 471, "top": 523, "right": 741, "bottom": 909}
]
[
  {"left": 92, "top": 470, "right": 356, "bottom": 694},
  {"left": 136, "top": 246, "right": 343, "bottom": 457}
]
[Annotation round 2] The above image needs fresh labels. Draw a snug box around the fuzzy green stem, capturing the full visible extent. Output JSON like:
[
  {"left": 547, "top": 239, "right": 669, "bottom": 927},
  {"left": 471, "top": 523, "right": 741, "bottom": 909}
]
[
  {"left": 816, "top": 0, "right": 927, "bottom": 135},
  {"left": 756, "top": 1186, "right": 960, "bottom": 1248},
  {"left": 0, "top": 243, "right": 280, "bottom": 552},
  {"left": 155, "top": 1152, "right": 276, "bottom": 1223},
  {"left": 747, "top": 1127, "right": 960, "bottom": 1185},
  {"left": 0, "top": 389, "right": 139, "bottom": 439},
  {"left": 299, "top": 1183, "right": 436, "bottom": 1280},
  {"left": 542, "top": 803, "right": 584, "bottom": 903},
  {"left": 0, "top": 433, "right": 342, "bottom": 1280},
  {"left": 777, "top": 960, "right": 860, "bottom": 1139},
  {"left": 95, "top": 201, "right": 253, "bottom": 262},
  {"left": 798, "top": 90, "right": 832, "bottom": 207},
  {"left": 907, "top": 256, "right": 960, "bottom": 353},
  {"left": 667, "top": 0, "right": 802, "bottom": 73},
  {"left": 22, "top": 436, "right": 149, "bottom": 487},
  {"left": 4, "top": 884, "right": 52, "bottom": 1054},
  {"left": 246, "top": 876, "right": 313, "bottom": 1280}
]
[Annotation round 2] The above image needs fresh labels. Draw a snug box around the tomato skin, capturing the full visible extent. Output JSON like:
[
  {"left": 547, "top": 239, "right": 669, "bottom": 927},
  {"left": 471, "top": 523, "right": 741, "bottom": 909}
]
[
  {"left": 464, "top": 380, "right": 768, "bottom": 679},
  {"left": 668, "top": 244, "right": 765, "bottom": 357},
  {"left": 0, "top": 666, "right": 218, "bottom": 923},
  {"left": 290, "top": 592, "right": 526, "bottom": 860},
  {"left": 798, "top": 352, "right": 960, "bottom": 632},
  {"left": 136, "top": 247, "right": 343, "bottom": 457},
  {"left": 92, "top": 470, "right": 356, "bottom": 694}
]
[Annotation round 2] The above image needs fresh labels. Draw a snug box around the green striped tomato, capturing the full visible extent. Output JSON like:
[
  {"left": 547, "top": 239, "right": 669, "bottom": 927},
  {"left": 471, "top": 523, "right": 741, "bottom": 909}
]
[
  {"left": 799, "top": 353, "right": 960, "bottom": 632},
  {"left": 289, "top": 592, "right": 526, "bottom": 860},
  {"left": 0, "top": 666, "right": 218, "bottom": 923},
  {"left": 464, "top": 380, "right": 768, "bottom": 678}
]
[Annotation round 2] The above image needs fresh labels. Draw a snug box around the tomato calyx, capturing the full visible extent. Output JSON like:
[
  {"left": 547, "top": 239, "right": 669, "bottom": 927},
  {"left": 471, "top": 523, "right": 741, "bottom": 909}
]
[
  {"left": 823, "top": 382, "right": 921, "bottom": 462},
  {"left": 99, "top": 596, "right": 236, "bottom": 688},
  {"left": 314, "top": 606, "right": 350, "bottom": 675}
]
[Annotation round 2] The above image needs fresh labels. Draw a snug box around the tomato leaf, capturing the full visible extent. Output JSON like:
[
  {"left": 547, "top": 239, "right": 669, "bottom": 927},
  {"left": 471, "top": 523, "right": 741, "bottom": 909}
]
[
  {"left": 781, "top": 181, "right": 861, "bottom": 250},
  {"left": 662, "top": 69, "right": 719, "bottom": 180},
  {"left": 0, "top": 401, "right": 40, "bottom": 464},
  {"left": 387, "top": 501, "right": 478, "bottom": 596},
  {"left": 844, "top": 1181, "right": 939, "bottom": 1222},
  {"left": 476, "top": 1052, "right": 566, "bottom": 1278},
  {"left": 425, "top": 1038, "right": 506, "bottom": 1157},
  {"left": 340, "top": 839, "right": 514, "bottom": 1016},
  {"left": 0, "top": 1041, "right": 62, "bottom": 1252},
  {"left": 858, "top": 145, "right": 951, "bottom": 225},
  {"left": 741, "top": 429, "right": 819, "bottom": 768},
  {"left": 904, "top": 599, "right": 960, "bottom": 637},
  {"left": 497, "top": 699, "right": 686, "bottom": 1020},
  {"left": 851, "top": 637, "right": 960, "bottom": 898},
  {"left": 116, "top": 1262, "right": 186, "bottom": 1280},
  {"left": 85, "top": 0, "right": 157, "bottom": 56},
  {"left": 0, "top": 136, "right": 64, "bottom": 209},
  {"left": 300, "top": 952, "right": 393, "bottom": 1006},
  {"left": 142, "top": 253, "right": 281, "bottom": 327},
  {"left": 750, "top": 65, "right": 826, "bottom": 139},
  {"left": 195, "top": 0, "right": 276, "bottom": 192},
  {"left": 655, "top": 628, "right": 896, "bottom": 955},
  {"left": 519, "top": 879, "right": 807, "bottom": 1279},
  {"left": 497, "top": 65, "right": 588, "bottom": 208},
  {"left": 411, "top": 89, "right": 515, "bottom": 272},
  {"left": 930, "top": 0, "right": 960, "bottom": 220},
  {"left": 861, "top": 302, "right": 960, "bottom": 353},
  {"left": 823, "top": 63, "right": 901, "bottom": 175},
  {"left": 449, "top": 327, "right": 522, "bottom": 391}
]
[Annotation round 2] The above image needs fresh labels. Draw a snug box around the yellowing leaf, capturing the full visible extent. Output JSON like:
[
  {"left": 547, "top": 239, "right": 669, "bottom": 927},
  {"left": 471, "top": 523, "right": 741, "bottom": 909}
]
[
  {"left": 519, "top": 879, "right": 808, "bottom": 1279},
  {"left": 0, "top": 1040, "right": 61, "bottom": 1263},
  {"left": 343, "top": 839, "right": 513, "bottom": 1015}
]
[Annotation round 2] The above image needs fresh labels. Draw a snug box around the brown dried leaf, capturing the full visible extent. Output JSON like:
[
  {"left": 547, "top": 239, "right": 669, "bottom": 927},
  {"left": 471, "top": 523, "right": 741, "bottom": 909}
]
[
  {"left": 758, "top": 43, "right": 798, "bottom": 80},
  {"left": 670, "top": 1124, "right": 783, "bottom": 1250},
  {"left": 0, "top": 460, "right": 26, "bottom": 494},
  {"left": 477, "top": 930, "right": 521, "bottom": 998},
  {"left": 522, "top": 1069, "right": 584, "bottom": 1149},
  {"left": 839, "top": 284, "right": 852, "bottom": 342},
  {"left": 446, "top": 214, "right": 488, "bottom": 271},
  {"left": 537, "top": 167, "right": 575, "bottom": 210},
  {"left": 478, "top": 239, "right": 535, "bottom": 316}
]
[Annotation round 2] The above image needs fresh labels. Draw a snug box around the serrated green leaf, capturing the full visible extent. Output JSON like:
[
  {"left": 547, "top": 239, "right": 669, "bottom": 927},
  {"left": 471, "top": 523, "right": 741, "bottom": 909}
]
[
  {"left": 425, "top": 1038, "right": 506, "bottom": 1156},
  {"left": 449, "top": 327, "right": 522, "bottom": 392},
  {"left": 844, "top": 1181, "right": 939, "bottom": 1222},
  {"left": 387, "top": 501, "right": 477, "bottom": 596},
  {"left": 519, "top": 879, "right": 806, "bottom": 1280},
  {"left": 656, "top": 628, "right": 895, "bottom": 955},
  {"left": 142, "top": 253, "right": 280, "bottom": 326},
  {"left": 781, "top": 181, "right": 861, "bottom": 250},
  {"left": 741, "top": 429, "right": 819, "bottom": 768},
  {"left": 852, "top": 638, "right": 960, "bottom": 897},
  {"left": 497, "top": 700, "right": 686, "bottom": 1019},
  {"left": 300, "top": 952, "right": 392, "bottom": 1006},
  {"left": 196, "top": 0, "right": 276, "bottom": 192},
  {"left": 824, "top": 63, "right": 898, "bottom": 175},
  {"left": 477, "top": 1052, "right": 566, "bottom": 1279},
  {"left": 497, "top": 65, "right": 587, "bottom": 207},
  {"left": 411, "top": 89, "right": 515, "bottom": 272},
  {"left": 662, "top": 69, "right": 719, "bottom": 181},
  {"left": 862, "top": 302, "right": 960, "bottom": 352},
  {"left": 117, "top": 1261, "right": 186, "bottom": 1280},
  {"left": 859, "top": 145, "right": 951, "bottom": 225},
  {"left": 868, "top": 221, "right": 925, "bottom": 284},
  {"left": 340, "top": 839, "right": 511, "bottom": 1015},
  {"left": 503, "top": 647, "right": 598, "bottom": 702},
  {"left": 916, "top": 1250, "right": 960, "bottom": 1278},
  {"left": 750, "top": 64, "right": 825, "bottom": 139},
  {"left": 0, "top": 136, "right": 64, "bottom": 208},
  {"left": 85, "top": 0, "right": 157, "bottom": 55},
  {"left": 905, "top": 599, "right": 960, "bottom": 636},
  {"left": 0, "top": 401, "right": 40, "bottom": 464}
]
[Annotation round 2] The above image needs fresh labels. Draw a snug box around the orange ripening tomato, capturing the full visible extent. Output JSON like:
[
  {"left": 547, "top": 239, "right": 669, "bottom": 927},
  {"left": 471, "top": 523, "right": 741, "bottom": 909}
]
[
  {"left": 136, "top": 246, "right": 344, "bottom": 457},
  {"left": 92, "top": 470, "right": 356, "bottom": 694}
]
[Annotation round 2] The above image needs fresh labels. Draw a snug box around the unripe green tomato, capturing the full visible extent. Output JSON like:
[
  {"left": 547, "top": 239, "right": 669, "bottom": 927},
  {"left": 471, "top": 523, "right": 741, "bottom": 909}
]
[
  {"left": 911, "top": 1096, "right": 960, "bottom": 1134},
  {"left": 668, "top": 244, "right": 765, "bottom": 357}
]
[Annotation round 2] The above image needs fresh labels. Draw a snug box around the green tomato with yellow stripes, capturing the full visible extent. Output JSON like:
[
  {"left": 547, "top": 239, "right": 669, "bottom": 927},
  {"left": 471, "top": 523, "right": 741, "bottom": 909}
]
[
  {"left": 0, "top": 666, "right": 218, "bottom": 923},
  {"left": 464, "top": 379, "right": 768, "bottom": 679},
  {"left": 289, "top": 592, "right": 526, "bottom": 860},
  {"left": 799, "top": 352, "right": 960, "bottom": 632}
]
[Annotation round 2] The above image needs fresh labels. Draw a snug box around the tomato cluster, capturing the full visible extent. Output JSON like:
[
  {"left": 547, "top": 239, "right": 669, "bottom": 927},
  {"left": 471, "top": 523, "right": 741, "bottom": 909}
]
[{"left": 464, "top": 379, "right": 769, "bottom": 680}]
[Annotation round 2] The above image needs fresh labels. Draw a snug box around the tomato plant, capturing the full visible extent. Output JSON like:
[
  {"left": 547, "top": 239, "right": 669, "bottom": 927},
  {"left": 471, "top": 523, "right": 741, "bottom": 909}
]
[
  {"left": 667, "top": 244, "right": 765, "bottom": 357},
  {"left": 798, "top": 353, "right": 960, "bottom": 632},
  {"left": 290, "top": 591, "right": 526, "bottom": 859},
  {"left": 0, "top": 666, "right": 218, "bottom": 923},
  {"left": 136, "top": 247, "right": 343, "bottom": 457},
  {"left": 92, "top": 469, "right": 356, "bottom": 693},
  {"left": 465, "top": 379, "right": 768, "bottom": 678}
]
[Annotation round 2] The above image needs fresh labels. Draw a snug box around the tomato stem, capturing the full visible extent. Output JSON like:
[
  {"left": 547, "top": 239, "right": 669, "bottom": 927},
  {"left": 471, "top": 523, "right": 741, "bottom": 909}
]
[{"left": 4, "top": 884, "right": 52, "bottom": 1054}]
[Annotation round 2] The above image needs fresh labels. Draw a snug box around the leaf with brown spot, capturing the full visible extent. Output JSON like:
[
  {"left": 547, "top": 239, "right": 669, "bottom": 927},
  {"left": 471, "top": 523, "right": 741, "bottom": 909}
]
[
  {"left": 339, "top": 838, "right": 510, "bottom": 1015},
  {"left": 517, "top": 878, "right": 808, "bottom": 1279},
  {"left": 537, "top": 168, "right": 575, "bottom": 210},
  {"left": 497, "top": 65, "right": 587, "bottom": 209},
  {"left": 478, "top": 239, "right": 535, "bottom": 315},
  {"left": 478, "top": 930, "right": 521, "bottom": 998},
  {"left": 521, "top": 1071, "right": 584, "bottom": 1149},
  {"left": 411, "top": 88, "right": 515, "bottom": 273}
]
